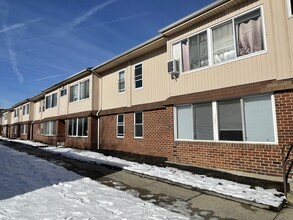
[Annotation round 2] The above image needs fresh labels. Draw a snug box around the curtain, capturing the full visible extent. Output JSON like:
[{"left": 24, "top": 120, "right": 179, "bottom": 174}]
[
  {"left": 237, "top": 16, "right": 263, "bottom": 56},
  {"left": 181, "top": 40, "right": 190, "bottom": 72}
]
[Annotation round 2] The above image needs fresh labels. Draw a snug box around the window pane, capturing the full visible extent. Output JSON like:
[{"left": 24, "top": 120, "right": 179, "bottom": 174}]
[
  {"left": 212, "top": 21, "right": 236, "bottom": 64},
  {"left": 83, "top": 117, "right": 88, "bottom": 136},
  {"left": 73, "top": 118, "right": 77, "bottom": 136},
  {"left": 291, "top": 0, "right": 293, "bottom": 15},
  {"left": 244, "top": 95, "right": 275, "bottom": 142},
  {"left": 177, "top": 105, "right": 193, "bottom": 139},
  {"left": 118, "top": 71, "right": 125, "bottom": 93},
  {"left": 52, "top": 93, "right": 57, "bottom": 107},
  {"left": 189, "top": 31, "right": 208, "bottom": 70},
  {"left": 135, "top": 125, "right": 143, "bottom": 137},
  {"left": 46, "top": 96, "right": 51, "bottom": 109},
  {"left": 218, "top": 99, "right": 243, "bottom": 141},
  {"left": 80, "top": 80, "right": 89, "bottom": 100},
  {"left": 134, "top": 64, "right": 143, "bottom": 88},
  {"left": 194, "top": 103, "right": 213, "bottom": 140},
  {"left": 68, "top": 119, "right": 73, "bottom": 136},
  {"left": 135, "top": 112, "right": 142, "bottom": 124},
  {"left": 70, "top": 85, "right": 78, "bottom": 102},
  {"left": 78, "top": 118, "right": 83, "bottom": 136},
  {"left": 235, "top": 9, "right": 263, "bottom": 56}
]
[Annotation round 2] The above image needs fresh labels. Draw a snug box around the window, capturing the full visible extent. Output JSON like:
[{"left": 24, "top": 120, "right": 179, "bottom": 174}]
[
  {"left": 134, "top": 64, "right": 143, "bottom": 89},
  {"left": 43, "top": 121, "right": 56, "bottom": 136},
  {"left": 13, "top": 126, "right": 18, "bottom": 135},
  {"left": 69, "top": 79, "right": 89, "bottom": 102},
  {"left": 172, "top": 7, "right": 265, "bottom": 71},
  {"left": 14, "top": 108, "right": 19, "bottom": 118},
  {"left": 45, "top": 93, "right": 57, "bottom": 109},
  {"left": 288, "top": 0, "right": 293, "bottom": 16},
  {"left": 21, "top": 124, "right": 27, "bottom": 134},
  {"left": 4, "top": 113, "right": 7, "bottom": 120},
  {"left": 68, "top": 117, "right": 88, "bottom": 137},
  {"left": 218, "top": 99, "right": 243, "bottom": 141},
  {"left": 175, "top": 94, "right": 276, "bottom": 143},
  {"left": 134, "top": 112, "right": 143, "bottom": 138},
  {"left": 118, "top": 70, "right": 125, "bottom": 93},
  {"left": 23, "top": 104, "right": 30, "bottom": 115},
  {"left": 61, "top": 88, "right": 67, "bottom": 97},
  {"left": 117, "top": 114, "right": 124, "bottom": 137}
]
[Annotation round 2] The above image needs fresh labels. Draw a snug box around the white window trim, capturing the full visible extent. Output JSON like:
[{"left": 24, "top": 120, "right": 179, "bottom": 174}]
[
  {"left": 23, "top": 103, "right": 29, "bottom": 115},
  {"left": 45, "top": 92, "right": 58, "bottom": 109},
  {"left": 60, "top": 86, "right": 68, "bottom": 97},
  {"left": 43, "top": 121, "right": 56, "bottom": 136},
  {"left": 21, "top": 124, "right": 27, "bottom": 135},
  {"left": 288, "top": 0, "right": 293, "bottom": 17},
  {"left": 171, "top": 6, "right": 267, "bottom": 76},
  {"left": 134, "top": 112, "right": 143, "bottom": 139},
  {"left": 116, "top": 114, "right": 125, "bottom": 138},
  {"left": 67, "top": 117, "right": 88, "bottom": 137},
  {"left": 118, "top": 69, "right": 126, "bottom": 94},
  {"left": 133, "top": 63, "right": 143, "bottom": 90},
  {"left": 174, "top": 94, "right": 278, "bottom": 145},
  {"left": 69, "top": 78, "right": 90, "bottom": 103}
]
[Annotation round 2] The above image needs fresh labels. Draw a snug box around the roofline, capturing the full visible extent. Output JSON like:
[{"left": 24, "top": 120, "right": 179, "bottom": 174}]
[
  {"left": 92, "top": 34, "right": 164, "bottom": 71},
  {"left": 42, "top": 68, "right": 93, "bottom": 94},
  {"left": 11, "top": 98, "right": 31, "bottom": 109},
  {"left": 159, "top": 0, "right": 230, "bottom": 33}
]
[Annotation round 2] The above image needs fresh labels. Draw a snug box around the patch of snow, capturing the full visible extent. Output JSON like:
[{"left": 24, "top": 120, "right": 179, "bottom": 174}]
[
  {"left": 0, "top": 144, "right": 187, "bottom": 220},
  {"left": 0, "top": 138, "right": 286, "bottom": 208}
]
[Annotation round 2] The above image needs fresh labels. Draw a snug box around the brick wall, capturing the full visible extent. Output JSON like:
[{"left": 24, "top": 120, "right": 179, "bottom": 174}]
[
  {"left": 99, "top": 107, "right": 174, "bottom": 159},
  {"left": 65, "top": 116, "right": 97, "bottom": 150}
]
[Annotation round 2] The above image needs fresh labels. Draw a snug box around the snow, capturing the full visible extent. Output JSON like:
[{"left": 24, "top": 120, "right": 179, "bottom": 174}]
[
  {"left": 0, "top": 138, "right": 286, "bottom": 208},
  {"left": 0, "top": 144, "right": 187, "bottom": 220}
]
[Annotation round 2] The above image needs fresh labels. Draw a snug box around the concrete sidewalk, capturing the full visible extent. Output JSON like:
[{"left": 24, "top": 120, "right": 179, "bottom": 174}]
[{"left": 99, "top": 170, "right": 293, "bottom": 220}]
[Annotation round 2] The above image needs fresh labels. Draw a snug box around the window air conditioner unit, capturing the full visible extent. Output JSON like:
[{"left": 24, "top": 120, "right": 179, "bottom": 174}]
[{"left": 167, "top": 59, "right": 180, "bottom": 79}]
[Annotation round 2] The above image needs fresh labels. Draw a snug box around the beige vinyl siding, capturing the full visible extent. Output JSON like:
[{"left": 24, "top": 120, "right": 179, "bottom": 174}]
[
  {"left": 59, "top": 86, "right": 68, "bottom": 116},
  {"left": 68, "top": 75, "right": 92, "bottom": 114},
  {"left": 33, "top": 100, "right": 43, "bottom": 121},
  {"left": 166, "top": 0, "right": 293, "bottom": 97},
  {"left": 101, "top": 47, "right": 168, "bottom": 110}
]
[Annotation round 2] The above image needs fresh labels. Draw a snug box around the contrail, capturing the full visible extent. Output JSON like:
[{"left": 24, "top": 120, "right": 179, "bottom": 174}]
[{"left": 35, "top": 74, "right": 63, "bottom": 82}]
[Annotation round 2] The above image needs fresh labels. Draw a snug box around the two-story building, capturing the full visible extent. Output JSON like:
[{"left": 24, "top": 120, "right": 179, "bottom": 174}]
[{"left": 31, "top": 68, "right": 100, "bottom": 149}]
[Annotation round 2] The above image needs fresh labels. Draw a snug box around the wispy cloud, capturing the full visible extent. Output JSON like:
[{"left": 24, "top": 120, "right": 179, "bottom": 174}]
[
  {"left": 68, "top": 0, "right": 118, "bottom": 30},
  {"left": 35, "top": 74, "right": 63, "bottom": 82},
  {"left": 5, "top": 36, "right": 24, "bottom": 84},
  {"left": 0, "top": 18, "right": 42, "bottom": 34}
]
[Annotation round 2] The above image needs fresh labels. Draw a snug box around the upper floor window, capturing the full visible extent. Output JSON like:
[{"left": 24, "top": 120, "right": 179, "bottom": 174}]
[
  {"left": 23, "top": 103, "right": 30, "bottom": 115},
  {"left": 14, "top": 108, "right": 19, "bottom": 118},
  {"left": 289, "top": 0, "right": 293, "bottom": 16},
  {"left": 172, "top": 7, "right": 265, "bottom": 72},
  {"left": 70, "top": 79, "right": 89, "bottom": 102},
  {"left": 3, "top": 113, "right": 7, "bottom": 120},
  {"left": 118, "top": 70, "right": 125, "bottom": 93},
  {"left": 46, "top": 93, "right": 57, "bottom": 109},
  {"left": 134, "top": 63, "right": 143, "bottom": 89},
  {"left": 61, "top": 87, "right": 67, "bottom": 97}
]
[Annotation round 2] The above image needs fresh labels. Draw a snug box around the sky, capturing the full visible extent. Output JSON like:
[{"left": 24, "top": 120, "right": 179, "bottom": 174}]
[{"left": 0, "top": 0, "right": 215, "bottom": 109}]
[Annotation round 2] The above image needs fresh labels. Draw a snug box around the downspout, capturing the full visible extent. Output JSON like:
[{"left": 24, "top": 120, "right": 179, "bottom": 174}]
[
  {"left": 30, "top": 121, "right": 34, "bottom": 141},
  {"left": 96, "top": 109, "right": 102, "bottom": 150}
]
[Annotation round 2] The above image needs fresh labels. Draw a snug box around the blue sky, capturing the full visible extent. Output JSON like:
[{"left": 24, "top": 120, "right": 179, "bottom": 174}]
[{"left": 0, "top": 0, "right": 214, "bottom": 109}]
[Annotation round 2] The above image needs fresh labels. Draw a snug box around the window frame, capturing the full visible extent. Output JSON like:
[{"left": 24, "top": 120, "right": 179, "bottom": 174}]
[
  {"left": 134, "top": 63, "right": 143, "bottom": 90},
  {"left": 171, "top": 6, "right": 266, "bottom": 75},
  {"left": 43, "top": 121, "right": 56, "bottom": 136},
  {"left": 13, "top": 125, "right": 18, "bottom": 135},
  {"left": 174, "top": 94, "right": 278, "bottom": 144},
  {"left": 134, "top": 112, "right": 143, "bottom": 138},
  {"left": 21, "top": 124, "right": 27, "bottom": 135},
  {"left": 118, "top": 69, "right": 126, "bottom": 94},
  {"left": 67, "top": 117, "right": 88, "bottom": 137},
  {"left": 116, "top": 113, "right": 125, "bottom": 138},
  {"left": 69, "top": 78, "right": 90, "bottom": 103},
  {"left": 288, "top": 0, "right": 293, "bottom": 17},
  {"left": 45, "top": 93, "right": 58, "bottom": 109},
  {"left": 23, "top": 103, "right": 30, "bottom": 115},
  {"left": 60, "top": 87, "right": 67, "bottom": 97}
]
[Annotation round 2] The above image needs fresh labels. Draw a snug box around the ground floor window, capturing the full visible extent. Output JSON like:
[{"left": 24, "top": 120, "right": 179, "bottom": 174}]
[
  {"left": 2, "top": 127, "right": 7, "bottom": 135},
  {"left": 117, "top": 114, "right": 124, "bottom": 138},
  {"left": 68, "top": 117, "right": 88, "bottom": 137},
  {"left": 134, "top": 112, "right": 143, "bottom": 138},
  {"left": 21, "top": 124, "right": 27, "bottom": 135},
  {"left": 13, "top": 125, "right": 18, "bottom": 135},
  {"left": 44, "top": 121, "right": 56, "bottom": 136},
  {"left": 176, "top": 94, "right": 276, "bottom": 143}
]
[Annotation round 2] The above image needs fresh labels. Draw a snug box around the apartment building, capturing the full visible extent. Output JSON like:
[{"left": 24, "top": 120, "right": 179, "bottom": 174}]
[
  {"left": 1, "top": 110, "right": 11, "bottom": 138},
  {"left": 30, "top": 69, "right": 99, "bottom": 149},
  {"left": 92, "top": 0, "right": 293, "bottom": 181},
  {"left": 1, "top": 0, "right": 293, "bottom": 183}
]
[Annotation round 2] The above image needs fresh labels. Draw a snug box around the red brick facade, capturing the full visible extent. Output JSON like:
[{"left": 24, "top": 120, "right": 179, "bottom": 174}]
[
  {"left": 99, "top": 91, "right": 293, "bottom": 178},
  {"left": 99, "top": 107, "right": 174, "bottom": 158}
]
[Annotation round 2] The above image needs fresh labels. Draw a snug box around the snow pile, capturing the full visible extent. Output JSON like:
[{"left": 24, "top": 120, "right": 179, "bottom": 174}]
[
  {"left": 0, "top": 137, "right": 47, "bottom": 147},
  {"left": 0, "top": 138, "right": 285, "bottom": 208},
  {"left": 0, "top": 144, "right": 187, "bottom": 220},
  {"left": 43, "top": 146, "right": 285, "bottom": 208}
]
